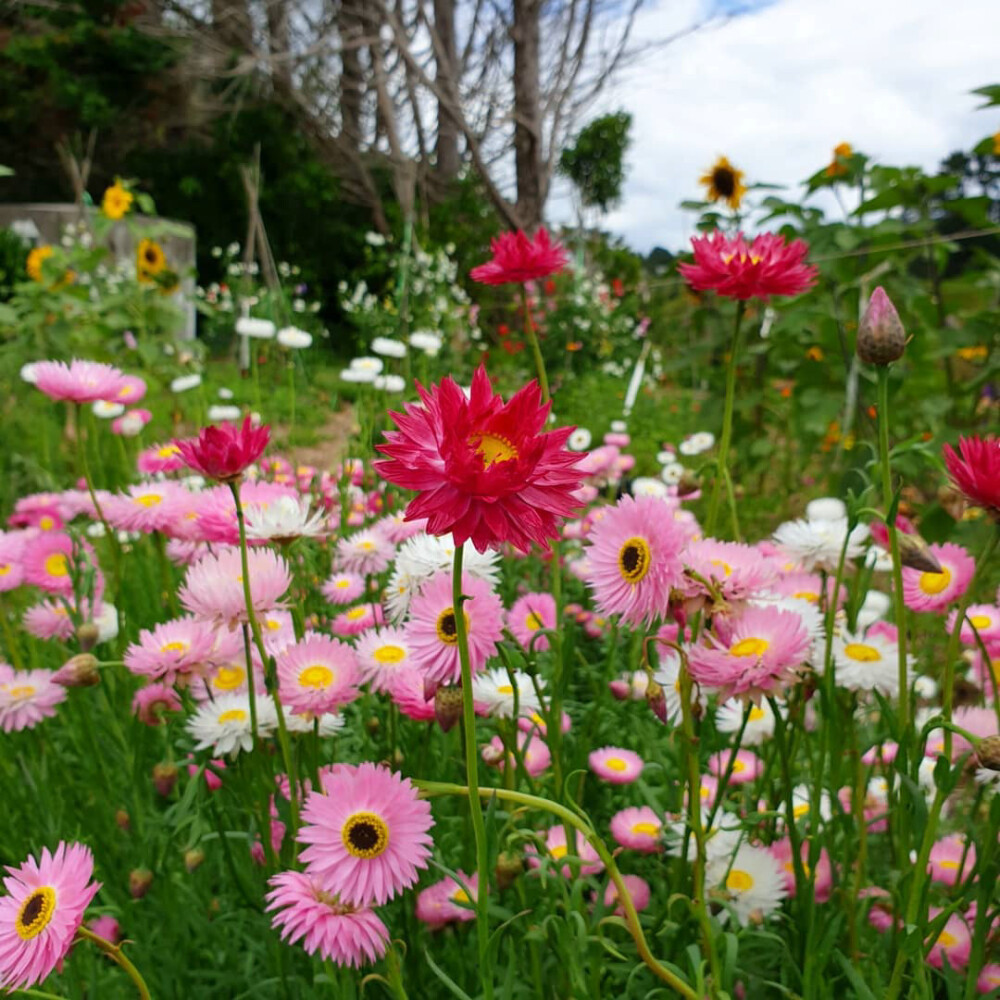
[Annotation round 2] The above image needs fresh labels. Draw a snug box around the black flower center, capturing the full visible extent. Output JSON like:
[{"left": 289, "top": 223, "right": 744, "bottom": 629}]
[{"left": 712, "top": 166, "right": 736, "bottom": 198}]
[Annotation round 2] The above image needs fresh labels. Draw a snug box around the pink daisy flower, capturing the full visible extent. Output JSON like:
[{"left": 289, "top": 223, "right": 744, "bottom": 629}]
[
  {"left": 414, "top": 872, "right": 478, "bottom": 928},
  {"left": 297, "top": 763, "right": 434, "bottom": 907},
  {"left": 610, "top": 806, "right": 663, "bottom": 853},
  {"left": 583, "top": 494, "right": 688, "bottom": 626},
  {"left": 928, "top": 834, "right": 976, "bottom": 887},
  {"left": 926, "top": 909, "right": 972, "bottom": 970},
  {"left": 387, "top": 668, "right": 437, "bottom": 721},
  {"left": 589, "top": 746, "right": 644, "bottom": 784},
  {"left": 22, "top": 600, "right": 75, "bottom": 641},
  {"left": 469, "top": 227, "right": 568, "bottom": 286},
  {"left": 355, "top": 627, "right": 412, "bottom": 691},
  {"left": 276, "top": 635, "right": 361, "bottom": 715},
  {"left": 322, "top": 572, "right": 365, "bottom": 606},
  {"left": 682, "top": 539, "right": 778, "bottom": 604},
  {"left": 978, "top": 964, "right": 1000, "bottom": 994},
  {"left": 0, "top": 842, "right": 101, "bottom": 991},
  {"left": 265, "top": 871, "right": 389, "bottom": 968},
  {"left": 179, "top": 546, "right": 290, "bottom": 627},
  {"left": 124, "top": 617, "right": 218, "bottom": 683},
  {"left": 0, "top": 535, "right": 25, "bottom": 592},
  {"left": 404, "top": 570, "right": 504, "bottom": 686},
  {"left": 506, "top": 592, "right": 556, "bottom": 652},
  {"left": 483, "top": 731, "right": 551, "bottom": 777},
  {"left": 861, "top": 742, "right": 899, "bottom": 766},
  {"left": 949, "top": 604, "right": 1000, "bottom": 646},
  {"left": 138, "top": 442, "right": 186, "bottom": 475},
  {"left": 190, "top": 655, "right": 266, "bottom": 703},
  {"left": 22, "top": 533, "right": 79, "bottom": 596},
  {"left": 902, "top": 542, "right": 975, "bottom": 613},
  {"left": 708, "top": 748, "right": 764, "bottom": 786},
  {"left": 687, "top": 605, "right": 811, "bottom": 701},
  {"left": 526, "top": 826, "right": 604, "bottom": 878},
  {"left": 335, "top": 530, "right": 394, "bottom": 576},
  {"left": 103, "top": 483, "right": 183, "bottom": 534},
  {"left": 87, "top": 915, "right": 120, "bottom": 945},
  {"left": 114, "top": 374, "right": 147, "bottom": 405},
  {"left": 331, "top": 603, "right": 385, "bottom": 638},
  {"left": 769, "top": 838, "right": 833, "bottom": 903},
  {"left": 372, "top": 512, "right": 428, "bottom": 545},
  {"left": 0, "top": 670, "right": 67, "bottom": 732},
  {"left": 111, "top": 408, "right": 151, "bottom": 437},
  {"left": 602, "top": 874, "right": 651, "bottom": 916},
  {"left": 33, "top": 359, "right": 127, "bottom": 404},
  {"left": 131, "top": 683, "right": 182, "bottom": 725}
]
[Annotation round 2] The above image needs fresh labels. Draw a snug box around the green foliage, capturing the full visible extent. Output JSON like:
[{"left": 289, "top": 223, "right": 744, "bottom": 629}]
[{"left": 559, "top": 112, "right": 633, "bottom": 212}]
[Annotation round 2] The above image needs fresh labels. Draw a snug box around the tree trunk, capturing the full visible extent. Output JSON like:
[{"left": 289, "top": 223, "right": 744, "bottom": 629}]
[
  {"left": 512, "top": 0, "right": 543, "bottom": 230},
  {"left": 339, "top": 0, "right": 365, "bottom": 150},
  {"left": 432, "top": 0, "right": 460, "bottom": 180},
  {"left": 266, "top": 0, "right": 292, "bottom": 91},
  {"left": 211, "top": 0, "right": 253, "bottom": 52}
]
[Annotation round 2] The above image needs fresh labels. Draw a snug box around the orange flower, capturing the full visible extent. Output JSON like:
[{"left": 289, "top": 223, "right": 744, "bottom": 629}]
[
  {"left": 825, "top": 142, "right": 853, "bottom": 178},
  {"left": 806, "top": 346, "right": 824, "bottom": 361},
  {"left": 26, "top": 245, "right": 54, "bottom": 283},
  {"left": 566, "top": 341, "right": 583, "bottom": 352}
]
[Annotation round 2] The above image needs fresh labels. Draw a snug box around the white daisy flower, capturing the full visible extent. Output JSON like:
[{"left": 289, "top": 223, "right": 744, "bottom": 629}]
[
  {"left": 679, "top": 431, "right": 715, "bottom": 456},
  {"left": 655, "top": 449, "right": 676, "bottom": 465},
  {"left": 20, "top": 363, "right": 39, "bottom": 384},
  {"left": 830, "top": 629, "right": 913, "bottom": 697},
  {"left": 856, "top": 589, "right": 891, "bottom": 631},
  {"left": 660, "top": 462, "right": 686, "bottom": 485},
  {"left": 772, "top": 517, "right": 870, "bottom": 572},
  {"left": 170, "top": 374, "right": 202, "bottom": 393},
  {"left": 804, "top": 497, "right": 847, "bottom": 522},
  {"left": 277, "top": 326, "right": 312, "bottom": 349},
  {"left": 284, "top": 711, "right": 346, "bottom": 736},
  {"left": 716, "top": 697, "right": 780, "bottom": 746},
  {"left": 472, "top": 668, "right": 543, "bottom": 719},
  {"left": 913, "top": 674, "right": 938, "bottom": 700},
  {"left": 350, "top": 356, "right": 383, "bottom": 376},
  {"left": 371, "top": 336, "right": 407, "bottom": 358},
  {"left": 207, "top": 405, "right": 241, "bottom": 422},
  {"left": 610, "top": 420, "right": 628, "bottom": 433},
  {"left": 374, "top": 374, "right": 406, "bottom": 393},
  {"left": 92, "top": 400, "right": 124, "bottom": 419},
  {"left": 630, "top": 477, "right": 670, "bottom": 498},
  {"left": 779, "top": 784, "right": 833, "bottom": 829},
  {"left": 409, "top": 330, "right": 442, "bottom": 355},
  {"left": 340, "top": 367, "right": 376, "bottom": 383},
  {"left": 707, "top": 843, "right": 787, "bottom": 926},
  {"left": 187, "top": 693, "right": 276, "bottom": 757},
  {"left": 244, "top": 495, "right": 327, "bottom": 542},
  {"left": 652, "top": 647, "right": 684, "bottom": 723},
  {"left": 568, "top": 428, "right": 592, "bottom": 451},
  {"left": 218, "top": 387, "right": 235, "bottom": 400},
  {"left": 94, "top": 603, "right": 119, "bottom": 644},
  {"left": 236, "top": 317, "right": 276, "bottom": 339}
]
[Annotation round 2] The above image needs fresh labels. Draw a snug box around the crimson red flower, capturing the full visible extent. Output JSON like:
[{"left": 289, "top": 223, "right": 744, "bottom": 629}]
[
  {"left": 175, "top": 417, "right": 270, "bottom": 483},
  {"left": 375, "top": 366, "right": 584, "bottom": 553},
  {"left": 943, "top": 436, "right": 1000, "bottom": 515},
  {"left": 470, "top": 227, "right": 568, "bottom": 286},
  {"left": 678, "top": 231, "right": 817, "bottom": 301}
]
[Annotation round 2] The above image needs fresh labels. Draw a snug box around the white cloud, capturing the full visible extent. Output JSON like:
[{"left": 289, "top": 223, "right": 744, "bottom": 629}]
[{"left": 549, "top": 0, "right": 1000, "bottom": 252}]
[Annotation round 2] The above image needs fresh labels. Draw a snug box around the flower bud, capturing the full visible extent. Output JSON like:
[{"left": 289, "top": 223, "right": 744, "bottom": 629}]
[
  {"left": 129, "top": 868, "right": 153, "bottom": 899},
  {"left": 976, "top": 735, "right": 1000, "bottom": 771},
  {"left": 152, "top": 762, "right": 179, "bottom": 797},
  {"left": 87, "top": 915, "right": 121, "bottom": 945},
  {"left": 646, "top": 679, "right": 668, "bottom": 724},
  {"left": 76, "top": 623, "right": 100, "bottom": 652},
  {"left": 184, "top": 848, "right": 206, "bottom": 873},
  {"left": 53, "top": 653, "right": 99, "bottom": 687},
  {"left": 435, "top": 686, "right": 463, "bottom": 733},
  {"left": 115, "top": 808, "right": 131, "bottom": 832},
  {"left": 495, "top": 851, "right": 523, "bottom": 891},
  {"left": 857, "top": 287, "right": 906, "bottom": 365},
  {"left": 897, "top": 533, "right": 943, "bottom": 574}
]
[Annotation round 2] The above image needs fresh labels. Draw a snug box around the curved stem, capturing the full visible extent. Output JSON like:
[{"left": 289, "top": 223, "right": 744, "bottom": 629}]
[
  {"left": 522, "top": 284, "right": 550, "bottom": 404},
  {"left": 451, "top": 544, "right": 493, "bottom": 1000},
  {"left": 76, "top": 926, "right": 151, "bottom": 999},
  {"left": 415, "top": 780, "right": 699, "bottom": 1000},
  {"left": 704, "top": 301, "right": 745, "bottom": 539}
]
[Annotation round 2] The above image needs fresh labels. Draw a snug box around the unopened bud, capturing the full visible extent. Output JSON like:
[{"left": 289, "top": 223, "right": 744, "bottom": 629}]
[
  {"left": 976, "top": 735, "right": 1000, "bottom": 771},
  {"left": 53, "top": 653, "right": 99, "bottom": 687},
  {"left": 897, "top": 533, "right": 943, "bottom": 574},
  {"left": 857, "top": 287, "right": 906, "bottom": 365},
  {"left": 435, "top": 686, "right": 463, "bottom": 733},
  {"left": 152, "top": 762, "right": 179, "bottom": 797},
  {"left": 495, "top": 850, "right": 523, "bottom": 891},
  {"left": 646, "top": 679, "right": 668, "bottom": 724},
  {"left": 481, "top": 743, "right": 505, "bottom": 767},
  {"left": 364, "top": 717, "right": 380, "bottom": 737},
  {"left": 115, "top": 808, "right": 131, "bottom": 832},
  {"left": 76, "top": 623, "right": 100, "bottom": 652},
  {"left": 676, "top": 470, "right": 701, "bottom": 498},
  {"left": 184, "top": 848, "right": 206, "bottom": 873},
  {"left": 129, "top": 868, "right": 153, "bottom": 899}
]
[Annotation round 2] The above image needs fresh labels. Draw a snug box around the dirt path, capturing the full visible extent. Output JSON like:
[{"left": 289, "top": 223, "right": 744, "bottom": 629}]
[{"left": 283, "top": 405, "right": 358, "bottom": 470}]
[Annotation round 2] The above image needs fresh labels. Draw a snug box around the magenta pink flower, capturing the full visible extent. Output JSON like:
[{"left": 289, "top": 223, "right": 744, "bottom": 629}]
[
  {"left": 387, "top": 667, "right": 438, "bottom": 721},
  {"left": 0, "top": 843, "right": 101, "bottom": 991},
  {"left": 22, "top": 600, "right": 75, "bottom": 641},
  {"left": 87, "top": 915, "right": 120, "bottom": 945},
  {"left": 610, "top": 807, "right": 663, "bottom": 853},
  {"left": 583, "top": 494, "right": 688, "bottom": 625},
  {"left": 175, "top": 416, "right": 270, "bottom": 483},
  {"left": 22, "top": 533, "right": 79, "bottom": 596},
  {"left": 131, "top": 683, "right": 182, "bottom": 725},
  {"left": 179, "top": 546, "right": 290, "bottom": 627},
  {"left": 589, "top": 746, "right": 644, "bottom": 784},
  {"left": 769, "top": 838, "right": 832, "bottom": 903},
  {"left": 265, "top": 871, "right": 389, "bottom": 967},
  {"left": 124, "top": 617, "right": 220, "bottom": 683},
  {"left": 276, "top": 635, "right": 361, "bottom": 715},
  {"left": 678, "top": 231, "right": 817, "bottom": 301},
  {"left": 322, "top": 572, "right": 365, "bottom": 606},
  {"left": 375, "top": 366, "right": 584, "bottom": 553},
  {"left": 708, "top": 748, "right": 763, "bottom": 785},
  {"left": 603, "top": 874, "right": 651, "bottom": 916},
  {"left": 298, "top": 762, "right": 434, "bottom": 907},
  {"left": 483, "top": 731, "right": 551, "bottom": 777},
  {"left": 331, "top": 603, "right": 385, "bottom": 638},
  {"left": 33, "top": 359, "right": 127, "bottom": 404},
  {"left": 335, "top": 529, "right": 394, "bottom": 576},
  {"left": 137, "top": 442, "right": 186, "bottom": 475},
  {"left": 470, "top": 227, "right": 568, "bottom": 285},
  {"left": 526, "top": 826, "right": 603, "bottom": 878},
  {"left": 404, "top": 570, "right": 503, "bottom": 685},
  {"left": 414, "top": 872, "right": 478, "bottom": 928},
  {"left": 103, "top": 483, "right": 183, "bottom": 534},
  {"left": 682, "top": 539, "right": 778, "bottom": 604},
  {"left": 943, "top": 436, "right": 1000, "bottom": 515},
  {"left": 355, "top": 627, "right": 411, "bottom": 692},
  {"left": 687, "top": 605, "right": 811, "bottom": 701},
  {"left": 506, "top": 591, "right": 556, "bottom": 652},
  {"left": 0, "top": 669, "right": 67, "bottom": 732},
  {"left": 114, "top": 374, "right": 147, "bottom": 405},
  {"left": 926, "top": 909, "right": 971, "bottom": 970},
  {"left": 928, "top": 834, "right": 976, "bottom": 887},
  {"left": 902, "top": 542, "right": 975, "bottom": 613}
]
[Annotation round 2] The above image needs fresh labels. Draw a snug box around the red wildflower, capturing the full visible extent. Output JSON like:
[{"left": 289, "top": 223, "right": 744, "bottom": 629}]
[
  {"left": 175, "top": 417, "right": 270, "bottom": 483},
  {"left": 470, "top": 227, "right": 568, "bottom": 286},
  {"left": 678, "top": 231, "right": 817, "bottom": 301},
  {"left": 611, "top": 278, "right": 625, "bottom": 297},
  {"left": 943, "top": 436, "right": 1000, "bottom": 515},
  {"left": 375, "top": 365, "right": 584, "bottom": 553}
]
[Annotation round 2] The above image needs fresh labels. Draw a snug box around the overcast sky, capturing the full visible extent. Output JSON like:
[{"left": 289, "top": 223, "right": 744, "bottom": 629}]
[{"left": 548, "top": 0, "right": 1000, "bottom": 252}]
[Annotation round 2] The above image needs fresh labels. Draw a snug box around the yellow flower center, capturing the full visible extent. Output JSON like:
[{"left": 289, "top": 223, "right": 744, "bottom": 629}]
[
  {"left": 44, "top": 553, "right": 68, "bottom": 578},
  {"left": 38, "top": 516, "right": 55, "bottom": 531},
  {"left": 632, "top": 822, "right": 660, "bottom": 836},
  {"left": 709, "top": 559, "right": 733, "bottom": 577},
  {"left": 549, "top": 844, "right": 568, "bottom": 860},
  {"left": 470, "top": 432, "right": 519, "bottom": 468},
  {"left": 937, "top": 930, "right": 957, "bottom": 948},
  {"left": 346, "top": 606, "right": 368, "bottom": 621},
  {"left": 918, "top": 567, "right": 951, "bottom": 595},
  {"left": 726, "top": 869, "right": 754, "bottom": 893},
  {"left": 335, "top": 579, "right": 351, "bottom": 589},
  {"left": 16, "top": 886, "right": 56, "bottom": 940},
  {"left": 218, "top": 709, "right": 247, "bottom": 724},
  {"left": 603, "top": 757, "right": 628, "bottom": 772},
  {"left": 342, "top": 811, "right": 390, "bottom": 859},
  {"left": 452, "top": 888, "right": 470, "bottom": 904},
  {"left": 844, "top": 643, "right": 881, "bottom": 662},
  {"left": 9, "top": 685, "right": 36, "bottom": 699},
  {"left": 748, "top": 706, "right": 766, "bottom": 722},
  {"left": 496, "top": 684, "right": 514, "bottom": 695},
  {"left": 213, "top": 665, "right": 246, "bottom": 691},
  {"left": 265, "top": 618, "right": 283, "bottom": 632},
  {"left": 360, "top": 541, "right": 375, "bottom": 551},
  {"left": 969, "top": 614, "right": 992, "bottom": 630},
  {"left": 373, "top": 645, "right": 406, "bottom": 664},
  {"left": 730, "top": 637, "right": 769, "bottom": 658},
  {"left": 436, "top": 607, "right": 469, "bottom": 645},
  {"left": 299, "top": 665, "right": 334, "bottom": 689},
  {"left": 133, "top": 494, "right": 163, "bottom": 508},
  {"left": 732, "top": 759, "right": 746, "bottom": 773},
  {"left": 157, "top": 445, "right": 180, "bottom": 458},
  {"left": 939, "top": 859, "right": 960, "bottom": 870},
  {"left": 618, "top": 536, "right": 651, "bottom": 585},
  {"left": 161, "top": 641, "right": 189, "bottom": 654},
  {"left": 793, "top": 802, "right": 810, "bottom": 819},
  {"left": 793, "top": 590, "right": 819, "bottom": 603},
  {"left": 524, "top": 611, "right": 543, "bottom": 631}
]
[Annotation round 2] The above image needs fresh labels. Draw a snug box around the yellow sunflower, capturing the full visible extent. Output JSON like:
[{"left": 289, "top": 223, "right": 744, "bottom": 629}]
[
  {"left": 136, "top": 239, "right": 167, "bottom": 281},
  {"left": 699, "top": 156, "right": 747, "bottom": 211},
  {"left": 993, "top": 131, "right": 1000, "bottom": 156},
  {"left": 102, "top": 180, "right": 134, "bottom": 221},
  {"left": 826, "top": 142, "right": 853, "bottom": 178},
  {"left": 26, "top": 245, "right": 54, "bottom": 283}
]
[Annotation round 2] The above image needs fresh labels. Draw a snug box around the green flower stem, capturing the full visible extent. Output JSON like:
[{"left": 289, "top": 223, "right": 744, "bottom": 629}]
[
  {"left": 0, "top": 596, "right": 24, "bottom": 669},
  {"left": 76, "top": 925, "right": 151, "bottom": 999},
  {"left": 229, "top": 480, "right": 300, "bottom": 835},
  {"left": 522, "top": 284, "right": 550, "bottom": 404},
  {"left": 704, "top": 301, "right": 745, "bottom": 540},
  {"left": 885, "top": 526, "right": 999, "bottom": 1000},
  {"left": 414, "top": 780, "right": 700, "bottom": 1000},
  {"left": 451, "top": 543, "right": 493, "bottom": 1000}
]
